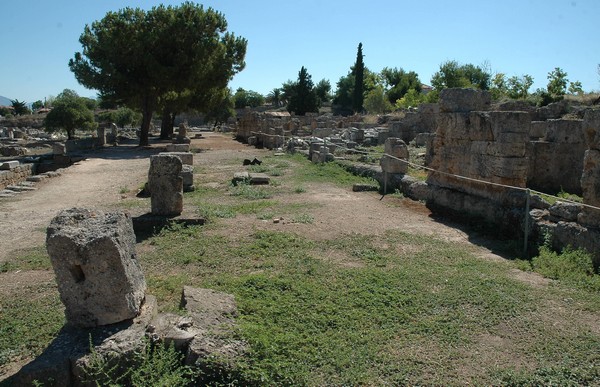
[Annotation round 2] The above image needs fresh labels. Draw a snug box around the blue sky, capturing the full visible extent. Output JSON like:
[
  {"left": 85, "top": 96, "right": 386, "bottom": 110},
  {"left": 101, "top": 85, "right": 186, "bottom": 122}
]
[{"left": 1, "top": 0, "right": 598, "bottom": 103}]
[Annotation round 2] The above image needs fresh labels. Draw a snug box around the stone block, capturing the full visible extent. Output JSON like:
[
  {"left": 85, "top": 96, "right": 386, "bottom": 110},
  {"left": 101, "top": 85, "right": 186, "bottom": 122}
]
[
  {"left": 583, "top": 109, "right": 600, "bottom": 150},
  {"left": 46, "top": 208, "right": 146, "bottom": 328},
  {"left": 439, "top": 88, "right": 491, "bottom": 113},
  {"left": 544, "top": 119, "right": 584, "bottom": 144},
  {"left": 0, "top": 160, "right": 19, "bottom": 170},
  {"left": 149, "top": 155, "right": 183, "bottom": 216},
  {"left": 166, "top": 143, "right": 190, "bottom": 152},
  {"left": 530, "top": 121, "right": 548, "bottom": 139},
  {"left": 232, "top": 171, "right": 249, "bottom": 185},
  {"left": 249, "top": 173, "right": 270, "bottom": 185},
  {"left": 181, "top": 164, "right": 194, "bottom": 192},
  {"left": 489, "top": 111, "right": 531, "bottom": 138},
  {"left": 380, "top": 137, "right": 409, "bottom": 174},
  {"left": 159, "top": 151, "right": 193, "bottom": 166},
  {"left": 548, "top": 202, "right": 582, "bottom": 222}
]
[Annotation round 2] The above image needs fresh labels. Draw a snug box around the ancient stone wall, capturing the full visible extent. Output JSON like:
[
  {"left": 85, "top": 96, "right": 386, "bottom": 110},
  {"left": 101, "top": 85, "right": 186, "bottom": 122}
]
[
  {"left": 527, "top": 118, "right": 586, "bottom": 195},
  {"left": 0, "top": 162, "right": 33, "bottom": 190}
]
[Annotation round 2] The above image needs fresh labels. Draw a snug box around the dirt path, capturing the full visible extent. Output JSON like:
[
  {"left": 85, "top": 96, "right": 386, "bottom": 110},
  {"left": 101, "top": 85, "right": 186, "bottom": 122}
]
[{"left": 0, "top": 145, "right": 159, "bottom": 264}]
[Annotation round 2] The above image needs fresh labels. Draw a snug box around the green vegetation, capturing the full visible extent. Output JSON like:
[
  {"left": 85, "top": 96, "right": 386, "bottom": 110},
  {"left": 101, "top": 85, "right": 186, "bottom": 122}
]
[
  {"left": 82, "top": 339, "right": 193, "bottom": 386},
  {"left": 43, "top": 89, "right": 97, "bottom": 139},
  {"left": 69, "top": 2, "right": 247, "bottom": 146},
  {"left": 286, "top": 66, "right": 320, "bottom": 115},
  {"left": 233, "top": 88, "right": 265, "bottom": 109}
]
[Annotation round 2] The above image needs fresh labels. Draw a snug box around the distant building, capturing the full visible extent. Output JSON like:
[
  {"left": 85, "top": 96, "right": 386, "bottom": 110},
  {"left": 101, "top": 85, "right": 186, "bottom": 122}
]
[{"left": 421, "top": 84, "right": 433, "bottom": 95}]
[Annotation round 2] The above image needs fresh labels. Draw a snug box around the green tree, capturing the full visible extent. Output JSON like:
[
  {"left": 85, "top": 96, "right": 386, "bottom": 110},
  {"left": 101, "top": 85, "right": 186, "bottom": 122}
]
[
  {"left": 233, "top": 88, "right": 265, "bottom": 108},
  {"left": 31, "top": 100, "right": 44, "bottom": 111},
  {"left": 315, "top": 79, "right": 332, "bottom": 105},
  {"left": 10, "top": 99, "right": 30, "bottom": 115},
  {"left": 380, "top": 67, "right": 421, "bottom": 104},
  {"left": 507, "top": 75, "right": 534, "bottom": 99},
  {"left": 204, "top": 87, "right": 235, "bottom": 127},
  {"left": 44, "top": 89, "right": 96, "bottom": 139},
  {"left": 352, "top": 43, "right": 365, "bottom": 113},
  {"left": 287, "top": 66, "right": 319, "bottom": 115},
  {"left": 364, "top": 85, "right": 393, "bottom": 114},
  {"left": 69, "top": 2, "right": 247, "bottom": 146},
  {"left": 547, "top": 67, "right": 569, "bottom": 99},
  {"left": 266, "top": 88, "right": 282, "bottom": 107},
  {"left": 568, "top": 80, "right": 583, "bottom": 95},
  {"left": 395, "top": 88, "right": 425, "bottom": 109},
  {"left": 431, "top": 60, "right": 490, "bottom": 91}
]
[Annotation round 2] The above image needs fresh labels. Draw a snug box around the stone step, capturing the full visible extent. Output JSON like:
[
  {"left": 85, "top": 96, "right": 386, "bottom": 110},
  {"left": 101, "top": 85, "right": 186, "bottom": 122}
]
[
  {"left": 27, "top": 175, "right": 48, "bottom": 182},
  {"left": 0, "top": 190, "right": 17, "bottom": 197},
  {"left": 6, "top": 184, "right": 36, "bottom": 192}
]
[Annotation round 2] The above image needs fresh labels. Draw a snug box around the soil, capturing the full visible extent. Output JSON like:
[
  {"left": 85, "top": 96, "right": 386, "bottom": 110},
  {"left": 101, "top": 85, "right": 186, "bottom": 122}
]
[{"left": 0, "top": 132, "right": 554, "bottom": 380}]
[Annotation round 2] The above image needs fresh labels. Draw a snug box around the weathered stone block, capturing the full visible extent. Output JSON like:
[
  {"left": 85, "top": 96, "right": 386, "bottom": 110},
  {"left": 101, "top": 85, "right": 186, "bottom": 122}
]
[
  {"left": 148, "top": 155, "right": 183, "bottom": 216},
  {"left": 530, "top": 121, "right": 548, "bottom": 139},
  {"left": 52, "top": 143, "right": 66, "bottom": 155},
  {"left": 166, "top": 143, "right": 190, "bottom": 152},
  {"left": 583, "top": 109, "right": 600, "bottom": 150},
  {"left": 380, "top": 137, "right": 409, "bottom": 174},
  {"left": 159, "top": 151, "right": 193, "bottom": 166},
  {"left": 489, "top": 111, "right": 530, "bottom": 138},
  {"left": 0, "top": 160, "right": 19, "bottom": 170},
  {"left": 439, "top": 88, "right": 491, "bottom": 113},
  {"left": 544, "top": 119, "right": 584, "bottom": 144},
  {"left": 181, "top": 164, "right": 194, "bottom": 192},
  {"left": 46, "top": 208, "right": 146, "bottom": 328}
]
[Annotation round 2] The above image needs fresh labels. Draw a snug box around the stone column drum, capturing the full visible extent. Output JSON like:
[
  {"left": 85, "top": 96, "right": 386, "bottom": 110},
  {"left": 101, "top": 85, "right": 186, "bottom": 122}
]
[
  {"left": 148, "top": 154, "right": 183, "bottom": 216},
  {"left": 46, "top": 208, "right": 146, "bottom": 328}
]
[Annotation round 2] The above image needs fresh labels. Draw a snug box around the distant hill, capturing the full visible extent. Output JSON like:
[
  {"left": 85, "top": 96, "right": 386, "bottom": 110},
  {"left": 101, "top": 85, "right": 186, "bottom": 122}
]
[{"left": 0, "top": 95, "right": 12, "bottom": 107}]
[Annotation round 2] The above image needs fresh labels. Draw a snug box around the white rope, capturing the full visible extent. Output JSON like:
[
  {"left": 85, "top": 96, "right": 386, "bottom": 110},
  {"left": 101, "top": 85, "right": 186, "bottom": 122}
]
[{"left": 247, "top": 131, "right": 600, "bottom": 213}]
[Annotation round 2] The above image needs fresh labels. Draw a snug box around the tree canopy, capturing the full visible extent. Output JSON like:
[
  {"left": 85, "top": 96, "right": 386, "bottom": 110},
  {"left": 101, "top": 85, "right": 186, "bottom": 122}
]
[
  {"left": 69, "top": 2, "right": 247, "bottom": 146},
  {"left": 10, "top": 99, "right": 30, "bottom": 116},
  {"left": 380, "top": 67, "right": 421, "bottom": 104},
  {"left": 287, "top": 66, "right": 319, "bottom": 115},
  {"left": 233, "top": 88, "right": 265, "bottom": 108},
  {"left": 431, "top": 60, "right": 491, "bottom": 91},
  {"left": 44, "top": 89, "right": 96, "bottom": 139}
]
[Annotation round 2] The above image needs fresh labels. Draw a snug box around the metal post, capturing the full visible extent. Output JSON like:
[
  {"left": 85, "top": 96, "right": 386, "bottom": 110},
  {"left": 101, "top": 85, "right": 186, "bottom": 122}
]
[
  {"left": 384, "top": 170, "right": 388, "bottom": 196},
  {"left": 523, "top": 189, "right": 530, "bottom": 258}
]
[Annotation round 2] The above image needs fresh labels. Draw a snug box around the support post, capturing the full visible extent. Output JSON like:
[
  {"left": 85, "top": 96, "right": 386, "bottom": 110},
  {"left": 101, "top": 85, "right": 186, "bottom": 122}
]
[{"left": 523, "top": 189, "right": 530, "bottom": 258}]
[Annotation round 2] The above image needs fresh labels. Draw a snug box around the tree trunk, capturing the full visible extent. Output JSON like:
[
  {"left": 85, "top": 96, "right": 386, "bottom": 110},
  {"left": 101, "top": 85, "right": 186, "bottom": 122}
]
[
  {"left": 160, "top": 108, "right": 173, "bottom": 140},
  {"left": 139, "top": 98, "right": 152, "bottom": 147}
]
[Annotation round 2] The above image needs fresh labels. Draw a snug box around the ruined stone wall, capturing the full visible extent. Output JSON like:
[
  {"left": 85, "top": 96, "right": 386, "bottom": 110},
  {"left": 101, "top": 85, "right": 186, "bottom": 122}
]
[
  {"left": 0, "top": 163, "right": 33, "bottom": 190},
  {"left": 527, "top": 118, "right": 586, "bottom": 195}
]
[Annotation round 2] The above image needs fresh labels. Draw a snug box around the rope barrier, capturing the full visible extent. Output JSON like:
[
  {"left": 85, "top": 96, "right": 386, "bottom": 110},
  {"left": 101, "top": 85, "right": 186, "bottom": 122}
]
[{"left": 247, "top": 130, "right": 600, "bottom": 213}]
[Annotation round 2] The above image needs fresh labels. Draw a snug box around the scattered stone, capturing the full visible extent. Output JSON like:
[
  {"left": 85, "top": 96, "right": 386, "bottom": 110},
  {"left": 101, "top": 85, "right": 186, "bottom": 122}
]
[
  {"left": 181, "top": 164, "right": 195, "bottom": 192},
  {"left": 5, "top": 184, "right": 36, "bottom": 192},
  {"left": 46, "top": 208, "right": 147, "bottom": 328}
]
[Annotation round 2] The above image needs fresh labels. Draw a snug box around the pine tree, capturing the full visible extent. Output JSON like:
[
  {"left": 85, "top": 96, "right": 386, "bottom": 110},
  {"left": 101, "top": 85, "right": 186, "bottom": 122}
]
[{"left": 287, "top": 66, "right": 318, "bottom": 115}]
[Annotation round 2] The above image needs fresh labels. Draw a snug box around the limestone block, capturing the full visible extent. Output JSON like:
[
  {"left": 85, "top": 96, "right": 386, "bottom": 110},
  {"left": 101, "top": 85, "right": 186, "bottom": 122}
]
[
  {"left": 530, "top": 121, "right": 548, "bottom": 139},
  {"left": 159, "top": 151, "right": 193, "bottom": 165},
  {"left": 544, "top": 119, "right": 584, "bottom": 144},
  {"left": 439, "top": 88, "right": 491, "bottom": 113},
  {"left": 166, "top": 143, "right": 190, "bottom": 152},
  {"left": 380, "top": 137, "right": 409, "bottom": 174},
  {"left": 548, "top": 202, "right": 582, "bottom": 222},
  {"left": 181, "top": 164, "right": 194, "bottom": 192},
  {"left": 583, "top": 109, "right": 600, "bottom": 150},
  {"left": 148, "top": 154, "right": 183, "bottom": 216},
  {"left": 438, "top": 112, "right": 494, "bottom": 141},
  {"left": 0, "top": 160, "right": 19, "bottom": 170},
  {"left": 46, "top": 208, "right": 146, "bottom": 328},
  {"left": 489, "top": 111, "right": 530, "bottom": 139}
]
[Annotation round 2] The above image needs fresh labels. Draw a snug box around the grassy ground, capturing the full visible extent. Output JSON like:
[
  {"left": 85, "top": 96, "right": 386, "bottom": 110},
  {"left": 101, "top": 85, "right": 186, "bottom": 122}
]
[{"left": 1, "top": 150, "right": 599, "bottom": 385}]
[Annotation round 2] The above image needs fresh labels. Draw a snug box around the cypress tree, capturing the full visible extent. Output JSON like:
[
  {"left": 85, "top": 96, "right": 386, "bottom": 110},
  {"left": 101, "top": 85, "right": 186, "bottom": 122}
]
[{"left": 352, "top": 43, "right": 365, "bottom": 113}]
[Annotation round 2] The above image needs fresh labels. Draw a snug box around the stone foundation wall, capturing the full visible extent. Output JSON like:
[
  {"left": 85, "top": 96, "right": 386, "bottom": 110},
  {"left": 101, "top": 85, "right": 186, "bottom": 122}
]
[
  {"left": 527, "top": 118, "right": 586, "bottom": 195},
  {"left": 0, "top": 163, "right": 34, "bottom": 190}
]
